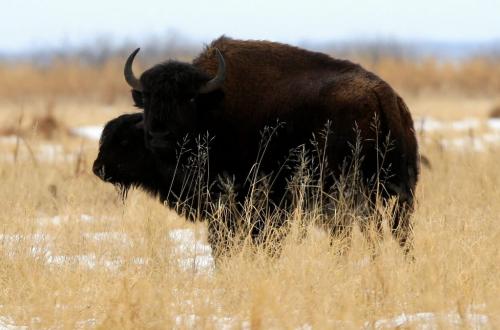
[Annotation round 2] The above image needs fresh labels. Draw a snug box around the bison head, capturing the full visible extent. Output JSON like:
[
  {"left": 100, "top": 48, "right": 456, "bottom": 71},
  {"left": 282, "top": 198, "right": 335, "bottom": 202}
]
[
  {"left": 93, "top": 113, "right": 187, "bottom": 202},
  {"left": 93, "top": 113, "right": 157, "bottom": 194},
  {"left": 124, "top": 48, "right": 225, "bottom": 157}
]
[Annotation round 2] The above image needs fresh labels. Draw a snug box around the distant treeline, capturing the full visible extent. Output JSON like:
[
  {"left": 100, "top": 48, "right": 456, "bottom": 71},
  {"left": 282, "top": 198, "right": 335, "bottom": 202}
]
[{"left": 2, "top": 31, "right": 500, "bottom": 66}]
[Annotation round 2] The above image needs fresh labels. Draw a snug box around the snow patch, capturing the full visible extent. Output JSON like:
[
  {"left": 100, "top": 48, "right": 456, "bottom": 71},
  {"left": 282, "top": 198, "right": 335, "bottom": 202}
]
[
  {"left": 438, "top": 133, "right": 500, "bottom": 152},
  {"left": 0, "top": 136, "right": 19, "bottom": 145},
  {"left": 83, "top": 232, "right": 129, "bottom": 243},
  {"left": 169, "top": 229, "right": 213, "bottom": 255},
  {"left": 487, "top": 118, "right": 500, "bottom": 130},
  {"left": 416, "top": 117, "right": 444, "bottom": 132},
  {"left": 371, "top": 311, "right": 489, "bottom": 329},
  {"left": 37, "top": 214, "right": 97, "bottom": 226},
  {"left": 416, "top": 117, "right": 500, "bottom": 134},
  {"left": 2, "top": 220, "right": 212, "bottom": 272},
  {"left": 174, "top": 314, "right": 249, "bottom": 330},
  {"left": 439, "top": 137, "right": 486, "bottom": 152},
  {"left": 169, "top": 229, "right": 214, "bottom": 272},
  {"left": 70, "top": 126, "right": 103, "bottom": 140},
  {"left": 0, "top": 316, "right": 27, "bottom": 330},
  {"left": 0, "top": 143, "right": 77, "bottom": 163},
  {"left": 450, "top": 118, "right": 480, "bottom": 131}
]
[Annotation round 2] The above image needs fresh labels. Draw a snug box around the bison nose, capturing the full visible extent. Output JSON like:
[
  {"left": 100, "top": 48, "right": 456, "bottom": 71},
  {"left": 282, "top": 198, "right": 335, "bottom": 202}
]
[{"left": 92, "top": 161, "right": 106, "bottom": 179}]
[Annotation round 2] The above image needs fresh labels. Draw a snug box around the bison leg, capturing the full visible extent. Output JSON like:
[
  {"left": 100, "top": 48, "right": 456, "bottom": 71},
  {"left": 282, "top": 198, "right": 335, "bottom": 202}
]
[{"left": 391, "top": 198, "right": 414, "bottom": 254}]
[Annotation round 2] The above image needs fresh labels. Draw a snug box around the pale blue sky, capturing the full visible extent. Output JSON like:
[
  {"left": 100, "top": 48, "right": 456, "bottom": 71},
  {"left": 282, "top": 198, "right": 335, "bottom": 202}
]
[{"left": 1, "top": 0, "right": 500, "bottom": 53}]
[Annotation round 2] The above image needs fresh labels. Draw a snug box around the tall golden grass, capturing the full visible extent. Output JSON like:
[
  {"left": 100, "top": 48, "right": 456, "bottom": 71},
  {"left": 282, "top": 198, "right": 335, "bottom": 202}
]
[
  {"left": 1, "top": 55, "right": 500, "bottom": 104},
  {"left": 1, "top": 52, "right": 499, "bottom": 328},
  {"left": 0, "top": 95, "right": 499, "bottom": 328}
]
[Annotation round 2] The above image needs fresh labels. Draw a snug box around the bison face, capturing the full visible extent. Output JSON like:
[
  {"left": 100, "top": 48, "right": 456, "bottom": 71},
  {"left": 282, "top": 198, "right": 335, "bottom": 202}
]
[
  {"left": 124, "top": 48, "right": 225, "bottom": 157},
  {"left": 135, "top": 62, "right": 204, "bottom": 156},
  {"left": 93, "top": 113, "right": 153, "bottom": 190}
]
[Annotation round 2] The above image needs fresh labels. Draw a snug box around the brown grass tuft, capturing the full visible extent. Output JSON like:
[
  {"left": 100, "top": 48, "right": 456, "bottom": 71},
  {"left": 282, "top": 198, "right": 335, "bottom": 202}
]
[
  {"left": 31, "top": 102, "right": 64, "bottom": 139},
  {"left": 489, "top": 104, "right": 500, "bottom": 118}
]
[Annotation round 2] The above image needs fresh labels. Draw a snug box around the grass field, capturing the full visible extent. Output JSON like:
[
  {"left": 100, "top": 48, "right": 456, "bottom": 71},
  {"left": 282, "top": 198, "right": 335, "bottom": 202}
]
[{"left": 1, "top": 60, "right": 500, "bottom": 328}]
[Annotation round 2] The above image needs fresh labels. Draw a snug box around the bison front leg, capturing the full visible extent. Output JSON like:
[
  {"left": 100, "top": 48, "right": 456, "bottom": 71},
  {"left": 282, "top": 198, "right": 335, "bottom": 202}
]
[{"left": 391, "top": 199, "right": 414, "bottom": 254}]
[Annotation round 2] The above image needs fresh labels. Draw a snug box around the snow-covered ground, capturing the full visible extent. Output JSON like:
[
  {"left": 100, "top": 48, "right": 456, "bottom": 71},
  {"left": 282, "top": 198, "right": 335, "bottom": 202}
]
[
  {"left": 0, "top": 141, "right": 79, "bottom": 163},
  {"left": 415, "top": 117, "right": 500, "bottom": 133},
  {"left": 370, "top": 309, "right": 489, "bottom": 329},
  {"left": 0, "top": 316, "right": 28, "bottom": 330},
  {"left": 1, "top": 214, "right": 214, "bottom": 273},
  {"left": 70, "top": 126, "right": 103, "bottom": 141}
]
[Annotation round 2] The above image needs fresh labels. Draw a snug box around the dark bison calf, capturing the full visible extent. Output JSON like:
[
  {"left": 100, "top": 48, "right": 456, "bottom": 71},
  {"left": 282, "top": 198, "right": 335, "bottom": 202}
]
[{"left": 93, "top": 113, "right": 239, "bottom": 256}]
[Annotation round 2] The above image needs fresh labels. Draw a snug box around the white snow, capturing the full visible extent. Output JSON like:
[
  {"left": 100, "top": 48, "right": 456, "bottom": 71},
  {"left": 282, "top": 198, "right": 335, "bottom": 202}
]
[
  {"left": 79, "top": 214, "right": 94, "bottom": 223},
  {"left": 416, "top": 117, "right": 444, "bottom": 132},
  {"left": 169, "top": 229, "right": 213, "bottom": 255},
  {"left": 371, "top": 310, "right": 489, "bottom": 329},
  {"left": 416, "top": 117, "right": 500, "bottom": 134},
  {"left": 487, "top": 118, "right": 500, "bottom": 130},
  {"left": 439, "top": 137, "right": 486, "bottom": 152},
  {"left": 0, "top": 316, "right": 27, "bottom": 330},
  {"left": 0, "top": 142, "right": 77, "bottom": 163},
  {"left": 2, "top": 215, "right": 214, "bottom": 272},
  {"left": 450, "top": 118, "right": 480, "bottom": 131},
  {"left": 82, "top": 231, "right": 130, "bottom": 244},
  {"left": 70, "top": 126, "right": 103, "bottom": 141},
  {"left": 174, "top": 314, "right": 250, "bottom": 330},
  {"left": 37, "top": 214, "right": 97, "bottom": 226},
  {"left": 0, "top": 136, "right": 19, "bottom": 145},
  {"left": 437, "top": 133, "right": 500, "bottom": 152},
  {"left": 169, "top": 229, "right": 214, "bottom": 272},
  {"left": 173, "top": 309, "right": 491, "bottom": 329},
  {"left": 482, "top": 133, "right": 500, "bottom": 144}
]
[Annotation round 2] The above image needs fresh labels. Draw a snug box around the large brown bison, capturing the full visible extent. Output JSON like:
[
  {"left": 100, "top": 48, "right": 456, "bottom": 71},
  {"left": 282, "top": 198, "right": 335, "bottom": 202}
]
[{"left": 118, "top": 36, "right": 419, "bottom": 249}]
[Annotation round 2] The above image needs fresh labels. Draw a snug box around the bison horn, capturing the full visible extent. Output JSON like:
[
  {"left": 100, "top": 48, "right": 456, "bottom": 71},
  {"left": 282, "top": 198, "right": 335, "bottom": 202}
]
[
  {"left": 124, "top": 48, "right": 144, "bottom": 92},
  {"left": 199, "top": 48, "right": 226, "bottom": 94}
]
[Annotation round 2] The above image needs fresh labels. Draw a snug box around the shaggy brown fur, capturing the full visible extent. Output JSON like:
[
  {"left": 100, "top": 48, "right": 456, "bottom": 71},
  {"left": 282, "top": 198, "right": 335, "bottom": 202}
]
[{"left": 129, "top": 36, "right": 420, "bottom": 248}]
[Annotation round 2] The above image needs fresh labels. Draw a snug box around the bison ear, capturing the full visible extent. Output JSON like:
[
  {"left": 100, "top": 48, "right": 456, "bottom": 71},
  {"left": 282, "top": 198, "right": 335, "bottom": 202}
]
[{"left": 132, "top": 90, "right": 144, "bottom": 108}]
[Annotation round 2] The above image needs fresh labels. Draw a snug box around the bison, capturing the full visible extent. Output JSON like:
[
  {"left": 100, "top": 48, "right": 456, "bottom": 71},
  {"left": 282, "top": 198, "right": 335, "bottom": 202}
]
[
  {"left": 121, "top": 36, "right": 419, "bottom": 248},
  {"left": 93, "top": 112, "right": 270, "bottom": 256},
  {"left": 92, "top": 113, "right": 165, "bottom": 199},
  {"left": 92, "top": 113, "right": 205, "bottom": 213}
]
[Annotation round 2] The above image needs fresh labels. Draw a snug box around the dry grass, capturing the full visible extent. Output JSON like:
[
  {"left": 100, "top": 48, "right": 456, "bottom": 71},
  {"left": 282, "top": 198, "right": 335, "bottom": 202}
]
[
  {"left": 0, "top": 93, "right": 499, "bottom": 329},
  {"left": 1, "top": 55, "right": 500, "bottom": 105},
  {"left": 363, "top": 57, "right": 500, "bottom": 97},
  {"left": 489, "top": 105, "right": 500, "bottom": 118},
  {"left": 1, "top": 54, "right": 499, "bottom": 328}
]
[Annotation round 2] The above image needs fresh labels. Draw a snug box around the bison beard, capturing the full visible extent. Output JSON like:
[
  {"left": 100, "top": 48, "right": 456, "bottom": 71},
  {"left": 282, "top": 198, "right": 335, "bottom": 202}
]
[{"left": 95, "top": 36, "right": 420, "bottom": 257}]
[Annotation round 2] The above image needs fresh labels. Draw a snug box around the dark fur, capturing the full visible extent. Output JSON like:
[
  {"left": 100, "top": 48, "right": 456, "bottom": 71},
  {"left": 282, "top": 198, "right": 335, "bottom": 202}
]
[
  {"left": 123, "top": 36, "right": 419, "bottom": 248},
  {"left": 93, "top": 113, "right": 167, "bottom": 198},
  {"left": 93, "top": 113, "right": 220, "bottom": 217},
  {"left": 93, "top": 113, "right": 241, "bottom": 256}
]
